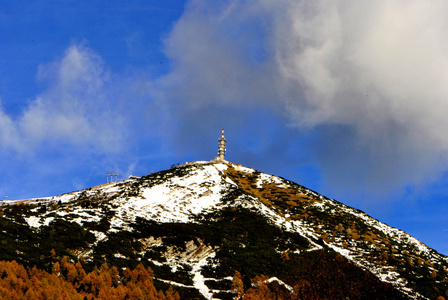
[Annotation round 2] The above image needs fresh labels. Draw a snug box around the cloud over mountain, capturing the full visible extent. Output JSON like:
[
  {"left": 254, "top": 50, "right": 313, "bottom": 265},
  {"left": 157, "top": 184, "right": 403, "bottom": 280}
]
[
  {"left": 161, "top": 0, "right": 448, "bottom": 193},
  {"left": 2, "top": 0, "right": 448, "bottom": 202}
]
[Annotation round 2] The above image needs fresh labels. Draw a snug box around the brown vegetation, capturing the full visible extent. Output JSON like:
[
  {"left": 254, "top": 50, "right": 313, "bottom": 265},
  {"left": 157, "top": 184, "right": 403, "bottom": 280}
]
[
  {"left": 224, "top": 166, "right": 317, "bottom": 212},
  {"left": 0, "top": 259, "right": 179, "bottom": 300}
]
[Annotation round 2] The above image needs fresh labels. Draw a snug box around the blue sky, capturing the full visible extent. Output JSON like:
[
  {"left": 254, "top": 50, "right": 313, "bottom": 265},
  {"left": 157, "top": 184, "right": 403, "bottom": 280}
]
[{"left": 1, "top": 0, "right": 448, "bottom": 255}]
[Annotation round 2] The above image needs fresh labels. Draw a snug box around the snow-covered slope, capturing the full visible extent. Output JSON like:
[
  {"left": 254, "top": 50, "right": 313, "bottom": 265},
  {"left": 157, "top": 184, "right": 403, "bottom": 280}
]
[{"left": 2, "top": 160, "right": 447, "bottom": 299}]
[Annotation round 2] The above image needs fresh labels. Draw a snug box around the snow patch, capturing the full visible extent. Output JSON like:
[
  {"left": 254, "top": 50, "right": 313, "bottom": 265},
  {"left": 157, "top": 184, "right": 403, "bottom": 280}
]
[
  {"left": 25, "top": 216, "right": 54, "bottom": 228},
  {"left": 114, "top": 164, "right": 228, "bottom": 223}
]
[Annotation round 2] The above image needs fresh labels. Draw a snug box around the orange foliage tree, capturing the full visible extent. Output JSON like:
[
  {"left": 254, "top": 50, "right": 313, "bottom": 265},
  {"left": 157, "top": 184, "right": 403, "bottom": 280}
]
[{"left": 0, "top": 259, "right": 179, "bottom": 300}]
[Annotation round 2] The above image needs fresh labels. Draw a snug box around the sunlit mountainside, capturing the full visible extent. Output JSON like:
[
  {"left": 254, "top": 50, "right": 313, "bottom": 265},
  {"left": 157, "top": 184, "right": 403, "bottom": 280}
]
[{"left": 1, "top": 159, "right": 447, "bottom": 299}]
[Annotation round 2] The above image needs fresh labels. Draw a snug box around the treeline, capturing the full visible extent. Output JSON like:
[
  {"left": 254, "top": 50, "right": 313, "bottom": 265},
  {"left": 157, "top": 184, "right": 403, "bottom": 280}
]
[
  {"left": 227, "top": 249, "right": 411, "bottom": 300},
  {"left": 230, "top": 271, "right": 408, "bottom": 300},
  {"left": 0, "top": 259, "right": 179, "bottom": 300}
]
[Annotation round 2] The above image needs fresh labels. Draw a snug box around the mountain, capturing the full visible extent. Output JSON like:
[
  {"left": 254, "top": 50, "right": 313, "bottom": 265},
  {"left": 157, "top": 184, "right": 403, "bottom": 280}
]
[{"left": 1, "top": 159, "right": 447, "bottom": 299}]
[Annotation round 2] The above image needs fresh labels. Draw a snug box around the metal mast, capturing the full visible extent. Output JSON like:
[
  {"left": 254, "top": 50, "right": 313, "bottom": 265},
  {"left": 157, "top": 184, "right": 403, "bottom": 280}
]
[{"left": 218, "top": 128, "right": 227, "bottom": 160}]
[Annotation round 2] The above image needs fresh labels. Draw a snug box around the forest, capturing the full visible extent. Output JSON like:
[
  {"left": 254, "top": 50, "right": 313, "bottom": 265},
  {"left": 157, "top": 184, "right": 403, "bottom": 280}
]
[
  {"left": 0, "top": 259, "right": 179, "bottom": 300},
  {"left": 0, "top": 252, "right": 414, "bottom": 300}
]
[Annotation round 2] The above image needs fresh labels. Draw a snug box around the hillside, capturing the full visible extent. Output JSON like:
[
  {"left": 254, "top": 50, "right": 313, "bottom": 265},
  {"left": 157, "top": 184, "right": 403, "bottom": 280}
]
[{"left": 1, "top": 159, "right": 447, "bottom": 299}]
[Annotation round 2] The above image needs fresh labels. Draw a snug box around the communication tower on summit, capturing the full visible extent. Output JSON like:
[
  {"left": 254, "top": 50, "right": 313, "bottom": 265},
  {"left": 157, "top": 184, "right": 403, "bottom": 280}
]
[{"left": 218, "top": 128, "right": 227, "bottom": 160}]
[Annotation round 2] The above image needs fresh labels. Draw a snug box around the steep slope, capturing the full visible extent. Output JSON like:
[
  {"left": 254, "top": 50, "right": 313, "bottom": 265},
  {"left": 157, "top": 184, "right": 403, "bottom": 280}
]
[{"left": 1, "top": 160, "right": 447, "bottom": 299}]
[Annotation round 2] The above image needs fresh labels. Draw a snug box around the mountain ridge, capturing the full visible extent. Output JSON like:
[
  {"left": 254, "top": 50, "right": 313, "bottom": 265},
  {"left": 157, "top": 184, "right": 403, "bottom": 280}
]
[{"left": 1, "top": 159, "right": 447, "bottom": 299}]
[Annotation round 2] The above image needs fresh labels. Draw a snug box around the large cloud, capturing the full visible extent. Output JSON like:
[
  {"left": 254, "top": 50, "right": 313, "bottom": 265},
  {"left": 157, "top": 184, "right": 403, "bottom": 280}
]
[{"left": 161, "top": 0, "right": 448, "bottom": 193}]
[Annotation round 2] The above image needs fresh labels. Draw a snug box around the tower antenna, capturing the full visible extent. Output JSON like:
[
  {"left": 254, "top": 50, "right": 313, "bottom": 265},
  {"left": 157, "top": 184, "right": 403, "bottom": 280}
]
[{"left": 218, "top": 128, "right": 227, "bottom": 160}]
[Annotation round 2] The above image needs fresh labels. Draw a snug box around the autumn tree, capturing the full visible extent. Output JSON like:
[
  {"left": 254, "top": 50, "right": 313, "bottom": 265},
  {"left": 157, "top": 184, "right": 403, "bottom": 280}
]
[
  {"left": 232, "top": 270, "right": 244, "bottom": 299},
  {"left": 0, "top": 259, "right": 177, "bottom": 300}
]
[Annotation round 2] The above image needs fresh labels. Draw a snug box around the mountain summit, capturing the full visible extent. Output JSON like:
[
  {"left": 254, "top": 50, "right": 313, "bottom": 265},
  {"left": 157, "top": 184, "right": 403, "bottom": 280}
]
[{"left": 1, "top": 160, "right": 447, "bottom": 299}]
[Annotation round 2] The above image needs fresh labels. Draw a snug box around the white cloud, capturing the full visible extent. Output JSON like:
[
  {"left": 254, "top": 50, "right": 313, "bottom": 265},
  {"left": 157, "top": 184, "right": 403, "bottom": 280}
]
[
  {"left": 0, "top": 43, "right": 167, "bottom": 198},
  {"left": 162, "top": 0, "right": 448, "bottom": 191},
  {"left": 279, "top": 1, "right": 448, "bottom": 134},
  {"left": 0, "top": 44, "right": 126, "bottom": 153},
  {"left": 0, "top": 103, "right": 21, "bottom": 150},
  {"left": 274, "top": 0, "right": 448, "bottom": 187},
  {"left": 3, "top": 1, "right": 447, "bottom": 196}
]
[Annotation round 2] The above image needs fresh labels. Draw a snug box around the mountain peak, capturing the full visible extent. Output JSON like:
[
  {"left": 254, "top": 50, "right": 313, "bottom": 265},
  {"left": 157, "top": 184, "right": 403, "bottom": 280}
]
[{"left": 1, "top": 160, "right": 447, "bottom": 299}]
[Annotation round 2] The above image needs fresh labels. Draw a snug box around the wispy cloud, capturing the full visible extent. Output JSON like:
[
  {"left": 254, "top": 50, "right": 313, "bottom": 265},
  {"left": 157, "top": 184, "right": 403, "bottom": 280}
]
[
  {"left": 0, "top": 44, "right": 126, "bottom": 153},
  {"left": 0, "top": 43, "right": 167, "bottom": 198}
]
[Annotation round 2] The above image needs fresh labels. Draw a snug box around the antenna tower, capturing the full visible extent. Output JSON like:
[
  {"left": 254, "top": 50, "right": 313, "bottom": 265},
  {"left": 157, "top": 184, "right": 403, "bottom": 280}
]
[{"left": 218, "top": 128, "right": 227, "bottom": 160}]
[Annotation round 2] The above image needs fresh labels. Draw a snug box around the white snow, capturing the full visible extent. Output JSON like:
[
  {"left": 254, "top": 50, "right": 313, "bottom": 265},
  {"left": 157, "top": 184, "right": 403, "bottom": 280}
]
[
  {"left": 9, "top": 160, "right": 444, "bottom": 300},
  {"left": 266, "top": 277, "right": 294, "bottom": 294},
  {"left": 256, "top": 173, "right": 288, "bottom": 188},
  {"left": 26, "top": 216, "right": 41, "bottom": 228},
  {"left": 114, "top": 164, "right": 228, "bottom": 223},
  {"left": 192, "top": 252, "right": 216, "bottom": 300},
  {"left": 213, "top": 163, "right": 228, "bottom": 172},
  {"left": 25, "top": 216, "right": 54, "bottom": 228},
  {"left": 91, "top": 231, "right": 107, "bottom": 242}
]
